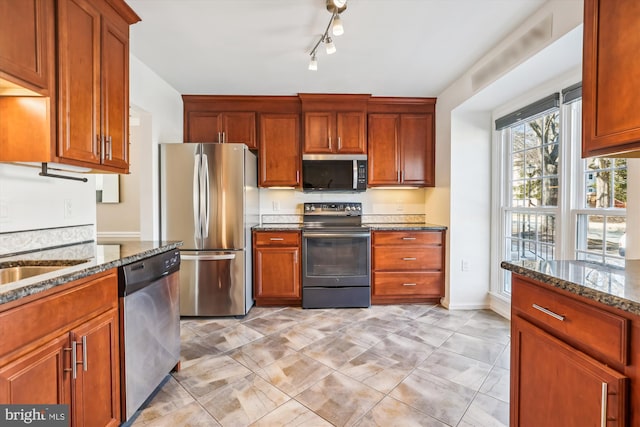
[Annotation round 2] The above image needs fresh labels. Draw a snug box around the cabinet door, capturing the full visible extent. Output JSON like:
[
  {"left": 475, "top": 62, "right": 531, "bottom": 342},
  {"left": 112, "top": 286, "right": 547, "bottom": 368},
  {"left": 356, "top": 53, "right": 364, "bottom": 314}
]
[
  {"left": 0, "top": 0, "right": 52, "bottom": 93},
  {"left": 71, "top": 309, "right": 120, "bottom": 427},
  {"left": 185, "top": 111, "right": 222, "bottom": 142},
  {"left": 368, "top": 114, "right": 399, "bottom": 185},
  {"left": 401, "top": 113, "right": 434, "bottom": 186},
  {"left": 583, "top": 0, "right": 640, "bottom": 157},
  {"left": 223, "top": 112, "right": 257, "bottom": 149},
  {"left": 511, "top": 316, "right": 627, "bottom": 427},
  {"left": 101, "top": 15, "right": 129, "bottom": 171},
  {"left": 0, "top": 334, "right": 71, "bottom": 405},
  {"left": 254, "top": 246, "right": 300, "bottom": 299},
  {"left": 57, "top": 0, "right": 101, "bottom": 164},
  {"left": 259, "top": 113, "right": 300, "bottom": 187},
  {"left": 304, "top": 112, "right": 334, "bottom": 153},
  {"left": 335, "top": 111, "right": 366, "bottom": 154}
]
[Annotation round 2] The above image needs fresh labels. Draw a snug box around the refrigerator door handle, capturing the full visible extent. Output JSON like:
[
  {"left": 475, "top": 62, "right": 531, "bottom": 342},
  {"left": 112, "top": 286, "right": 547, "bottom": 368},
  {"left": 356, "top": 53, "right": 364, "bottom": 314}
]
[
  {"left": 192, "top": 153, "right": 202, "bottom": 240},
  {"left": 201, "top": 153, "right": 210, "bottom": 239},
  {"left": 181, "top": 253, "right": 237, "bottom": 261}
]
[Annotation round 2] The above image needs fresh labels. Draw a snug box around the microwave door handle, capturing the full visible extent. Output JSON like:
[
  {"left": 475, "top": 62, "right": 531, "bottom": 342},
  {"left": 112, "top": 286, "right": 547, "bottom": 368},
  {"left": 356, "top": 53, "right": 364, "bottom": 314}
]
[{"left": 353, "top": 160, "right": 358, "bottom": 190}]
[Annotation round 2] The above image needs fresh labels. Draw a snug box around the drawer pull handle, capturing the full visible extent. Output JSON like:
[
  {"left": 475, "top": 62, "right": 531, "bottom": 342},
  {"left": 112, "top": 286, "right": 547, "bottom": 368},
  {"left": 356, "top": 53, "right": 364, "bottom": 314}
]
[
  {"left": 532, "top": 304, "right": 565, "bottom": 321},
  {"left": 402, "top": 283, "right": 417, "bottom": 286},
  {"left": 402, "top": 237, "right": 416, "bottom": 240},
  {"left": 269, "top": 238, "right": 284, "bottom": 241},
  {"left": 402, "top": 257, "right": 417, "bottom": 261},
  {"left": 601, "top": 382, "right": 607, "bottom": 427}
]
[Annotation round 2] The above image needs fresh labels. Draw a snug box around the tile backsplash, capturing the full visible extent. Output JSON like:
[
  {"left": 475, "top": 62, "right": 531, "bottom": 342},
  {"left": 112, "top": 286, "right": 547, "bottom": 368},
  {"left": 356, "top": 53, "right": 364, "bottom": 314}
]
[{"left": 0, "top": 224, "right": 95, "bottom": 257}]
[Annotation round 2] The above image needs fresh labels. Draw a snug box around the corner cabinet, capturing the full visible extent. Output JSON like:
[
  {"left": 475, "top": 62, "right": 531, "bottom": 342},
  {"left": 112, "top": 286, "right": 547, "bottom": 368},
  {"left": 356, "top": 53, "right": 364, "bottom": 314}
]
[
  {"left": 367, "top": 98, "right": 436, "bottom": 187},
  {"left": 371, "top": 230, "right": 445, "bottom": 304},
  {"left": 582, "top": 0, "right": 640, "bottom": 157},
  {"left": 510, "top": 274, "right": 633, "bottom": 426},
  {"left": 258, "top": 113, "right": 300, "bottom": 187},
  {"left": 253, "top": 230, "right": 301, "bottom": 306},
  {"left": 0, "top": 269, "right": 121, "bottom": 427},
  {"left": 56, "top": 0, "right": 140, "bottom": 173}
]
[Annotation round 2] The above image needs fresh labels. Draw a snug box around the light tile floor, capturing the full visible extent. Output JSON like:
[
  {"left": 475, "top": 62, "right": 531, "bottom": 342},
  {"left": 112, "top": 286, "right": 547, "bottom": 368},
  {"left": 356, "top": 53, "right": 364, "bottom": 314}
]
[{"left": 131, "top": 304, "right": 510, "bottom": 427}]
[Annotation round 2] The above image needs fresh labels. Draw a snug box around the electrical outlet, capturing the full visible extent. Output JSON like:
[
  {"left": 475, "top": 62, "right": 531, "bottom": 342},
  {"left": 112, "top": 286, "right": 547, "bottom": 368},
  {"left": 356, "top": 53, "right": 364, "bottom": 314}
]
[
  {"left": 461, "top": 259, "right": 470, "bottom": 271},
  {"left": 64, "top": 199, "right": 73, "bottom": 218},
  {"left": 272, "top": 201, "right": 280, "bottom": 212}
]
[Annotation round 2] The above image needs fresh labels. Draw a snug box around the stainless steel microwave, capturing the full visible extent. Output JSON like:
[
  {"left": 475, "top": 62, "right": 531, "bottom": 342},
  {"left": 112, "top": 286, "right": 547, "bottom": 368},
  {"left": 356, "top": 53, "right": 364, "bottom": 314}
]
[{"left": 302, "top": 154, "right": 367, "bottom": 192}]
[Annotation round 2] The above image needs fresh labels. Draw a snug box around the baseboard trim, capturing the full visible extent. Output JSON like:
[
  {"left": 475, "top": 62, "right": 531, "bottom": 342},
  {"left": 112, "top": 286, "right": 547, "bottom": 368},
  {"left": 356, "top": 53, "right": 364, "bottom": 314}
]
[
  {"left": 488, "top": 292, "right": 511, "bottom": 320},
  {"left": 441, "top": 301, "right": 491, "bottom": 310}
]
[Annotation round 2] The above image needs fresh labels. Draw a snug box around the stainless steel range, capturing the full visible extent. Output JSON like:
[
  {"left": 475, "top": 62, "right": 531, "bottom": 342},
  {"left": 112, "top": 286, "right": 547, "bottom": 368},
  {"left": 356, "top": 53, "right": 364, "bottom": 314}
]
[{"left": 302, "top": 202, "right": 371, "bottom": 308}]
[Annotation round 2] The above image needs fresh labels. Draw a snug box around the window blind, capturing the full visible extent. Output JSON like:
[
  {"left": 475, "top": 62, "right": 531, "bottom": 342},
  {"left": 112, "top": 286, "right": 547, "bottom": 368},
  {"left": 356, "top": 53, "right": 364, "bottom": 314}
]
[{"left": 495, "top": 93, "right": 560, "bottom": 130}]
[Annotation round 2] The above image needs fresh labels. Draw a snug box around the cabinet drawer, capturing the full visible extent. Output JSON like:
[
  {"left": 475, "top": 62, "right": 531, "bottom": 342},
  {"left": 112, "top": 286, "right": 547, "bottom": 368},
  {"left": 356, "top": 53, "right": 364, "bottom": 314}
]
[
  {"left": 373, "top": 231, "right": 442, "bottom": 246},
  {"left": 373, "top": 247, "right": 442, "bottom": 271},
  {"left": 0, "top": 270, "right": 118, "bottom": 360},
  {"left": 254, "top": 231, "right": 300, "bottom": 247},
  {"left": 512, "top": 276, "right": 629, "bottom": 365},
  {"left": 373, "top": 272, "right": 443, "bottom": 296}
]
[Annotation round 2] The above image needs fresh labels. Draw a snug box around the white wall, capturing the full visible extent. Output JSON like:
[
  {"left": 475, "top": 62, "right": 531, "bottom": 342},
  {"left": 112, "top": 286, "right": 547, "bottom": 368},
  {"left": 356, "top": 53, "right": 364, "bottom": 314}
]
[
  {"left": 128, "top": 55, "right": 183, "bottom": 240},
  {"left": 432, "top": 0, "right": 583, "bottom": 310},
  {"left": 446, "top": 111, "right": 492, "bottom": 308},
  {"left": 0, "top": 163, "right": 96, "bottom": 234}
]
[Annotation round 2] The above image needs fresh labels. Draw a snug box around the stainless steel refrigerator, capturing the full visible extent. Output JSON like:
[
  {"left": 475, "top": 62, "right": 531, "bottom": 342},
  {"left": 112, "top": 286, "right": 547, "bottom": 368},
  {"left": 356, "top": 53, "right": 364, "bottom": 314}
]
[{"left": 159, "top": 143, "right": 259, "bottom": 316}]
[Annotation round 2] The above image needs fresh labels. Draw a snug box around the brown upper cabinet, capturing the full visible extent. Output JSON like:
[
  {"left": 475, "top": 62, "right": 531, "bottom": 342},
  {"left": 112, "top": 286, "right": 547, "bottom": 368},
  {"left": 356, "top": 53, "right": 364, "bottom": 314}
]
[
  {"left": 582, "top": 0, "right": 640, "bottom": 157},
  {"left": 367, "top": 97, "right": 436, "bottom": 187},
  {"left": 258, "top": 113, "right": 300, "bottom": 187},
  {"left": 0, "top": 0, "right": 53, "bottom": 95},
  {"left": 299, "top": 94, "right": 369, "bottom": 154},
  {"left": 184, "top": 111, "right": 257, "bottom": 149},
  {"left": 0, "top": 0, "right": 140, "bottom": 173},
  {"left": 183, "top": 96, "right": 263, "bottom": 149},
  {"left": 57, "top": 0, "right": 139, "bottom": 173}
]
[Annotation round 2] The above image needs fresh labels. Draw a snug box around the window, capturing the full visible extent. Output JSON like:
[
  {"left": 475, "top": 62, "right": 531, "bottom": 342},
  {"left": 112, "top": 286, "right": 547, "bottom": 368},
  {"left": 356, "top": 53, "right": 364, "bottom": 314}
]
[
  {"left": 494, "top": 84, "right": 626, "bottom": 298},
  {"left": 569, "top": 101, "right": 626, "bottom": 267},
  {"left": 500, "top": 108, "right": 560, "bottom": 293}
]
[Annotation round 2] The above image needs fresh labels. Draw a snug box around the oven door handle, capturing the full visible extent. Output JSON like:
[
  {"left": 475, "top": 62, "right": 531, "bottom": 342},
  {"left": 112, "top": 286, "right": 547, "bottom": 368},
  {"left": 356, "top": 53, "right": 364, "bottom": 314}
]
[
  {"left": 303, "top": 232, "right": 371, "bottom": 238},
  {"left": 181, "top": 253, "right": 236, "bottom": 261}
]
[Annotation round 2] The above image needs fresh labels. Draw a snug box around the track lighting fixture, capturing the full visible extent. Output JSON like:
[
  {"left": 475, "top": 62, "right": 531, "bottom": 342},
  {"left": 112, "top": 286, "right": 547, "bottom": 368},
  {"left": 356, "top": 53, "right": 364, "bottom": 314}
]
[{"left": 308, "top": 0, "right": 347, "bottom": 71}]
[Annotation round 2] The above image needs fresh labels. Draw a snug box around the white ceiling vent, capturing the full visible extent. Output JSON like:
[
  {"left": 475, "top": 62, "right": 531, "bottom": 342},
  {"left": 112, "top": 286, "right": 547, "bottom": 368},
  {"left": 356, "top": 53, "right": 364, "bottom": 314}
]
[{"left": 471, "top": 15, "right": 553, "bottom": 92}]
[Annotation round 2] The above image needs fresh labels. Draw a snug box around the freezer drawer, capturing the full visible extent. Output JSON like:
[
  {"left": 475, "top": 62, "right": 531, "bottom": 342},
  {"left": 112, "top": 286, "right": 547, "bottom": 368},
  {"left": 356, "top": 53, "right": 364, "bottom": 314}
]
[{"left": 179, "top": 250, "right": 247, "bottom": 316}]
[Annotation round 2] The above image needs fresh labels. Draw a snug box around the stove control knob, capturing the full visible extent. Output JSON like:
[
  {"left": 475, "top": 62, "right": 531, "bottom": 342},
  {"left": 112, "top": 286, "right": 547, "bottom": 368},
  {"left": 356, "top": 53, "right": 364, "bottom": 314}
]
[
  {"left": 310, "top": 206, "right": 316, "bottom": 211},
  {"left": 356, "top": 205, "right": 361, "bottom": 211},
  {"left": 345, "top": 206, "right": 351, "bottom": 211}
]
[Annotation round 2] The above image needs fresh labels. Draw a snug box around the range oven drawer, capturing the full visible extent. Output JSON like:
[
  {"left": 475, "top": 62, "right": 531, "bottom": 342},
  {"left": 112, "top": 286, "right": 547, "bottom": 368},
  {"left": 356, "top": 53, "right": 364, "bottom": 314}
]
[{"left": 373, "top": 272, "right": 443, "bottom": 296}]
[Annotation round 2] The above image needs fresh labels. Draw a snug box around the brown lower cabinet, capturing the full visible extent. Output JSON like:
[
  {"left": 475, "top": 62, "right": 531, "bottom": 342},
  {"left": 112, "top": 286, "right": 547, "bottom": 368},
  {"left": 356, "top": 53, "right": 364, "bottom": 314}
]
[
  {"left": 510, "top": 274, "right": 637, "bottom": 426},
  {"left": 371, "top": 230, "right": 445, "bottom": 304},
  {"left": 253, "top": 231, "right": 301, "bottom": 306},
  {"left": 0, "top": 269, "right": 120, "bottom": 427}
]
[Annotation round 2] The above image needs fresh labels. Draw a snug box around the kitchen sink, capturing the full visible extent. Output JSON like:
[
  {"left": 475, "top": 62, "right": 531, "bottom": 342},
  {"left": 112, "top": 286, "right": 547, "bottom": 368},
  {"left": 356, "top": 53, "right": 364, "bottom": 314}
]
[{"left": 0, "top": 261, "right": 87, "bottom": 285}]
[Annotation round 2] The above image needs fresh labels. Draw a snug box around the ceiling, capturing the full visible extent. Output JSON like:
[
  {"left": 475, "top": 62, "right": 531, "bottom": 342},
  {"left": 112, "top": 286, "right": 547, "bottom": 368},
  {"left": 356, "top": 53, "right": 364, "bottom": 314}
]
[{"left": 127, "top": 0, "right": 557, "bottom": 98}]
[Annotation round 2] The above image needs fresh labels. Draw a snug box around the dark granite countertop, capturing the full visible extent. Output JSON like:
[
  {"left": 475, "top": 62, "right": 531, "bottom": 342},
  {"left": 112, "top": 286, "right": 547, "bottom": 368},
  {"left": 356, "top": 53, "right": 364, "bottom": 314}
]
[
  {"left": 0, "top": 240, "right": 182, "bottom": 305},
  {"left": 253, "top": 223, "right": 447, "bottom": 231},
  {"left": 502, "top": 259, "right": 640, "bottom": 316},
  {"left": 252, "top": 224, "right": 303, "bottom": 231},
  {"left": 366, "top": 223, "right": 448, "bottom": 231}
]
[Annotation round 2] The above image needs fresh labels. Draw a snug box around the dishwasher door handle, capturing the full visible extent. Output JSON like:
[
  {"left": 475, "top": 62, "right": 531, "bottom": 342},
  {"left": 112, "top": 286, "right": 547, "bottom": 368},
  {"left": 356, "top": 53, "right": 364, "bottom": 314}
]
[{"left": 181, "top": 253, "right": 237, "bottom": 261}]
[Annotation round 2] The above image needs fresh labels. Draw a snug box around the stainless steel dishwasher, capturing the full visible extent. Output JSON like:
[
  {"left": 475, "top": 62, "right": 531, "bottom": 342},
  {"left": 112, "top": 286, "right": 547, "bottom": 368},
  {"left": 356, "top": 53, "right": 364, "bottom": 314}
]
[{"left": 118, "top": 249, "right": 181, "bottom": 422}]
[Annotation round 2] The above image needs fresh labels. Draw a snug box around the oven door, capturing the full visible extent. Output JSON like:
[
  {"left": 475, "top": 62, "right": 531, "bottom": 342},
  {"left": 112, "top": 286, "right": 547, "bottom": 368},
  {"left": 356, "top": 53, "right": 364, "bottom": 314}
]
[{"left": 302, "top": 229, "right": 371, "bottom": 287}]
